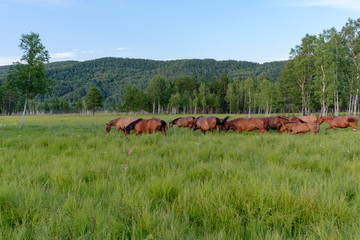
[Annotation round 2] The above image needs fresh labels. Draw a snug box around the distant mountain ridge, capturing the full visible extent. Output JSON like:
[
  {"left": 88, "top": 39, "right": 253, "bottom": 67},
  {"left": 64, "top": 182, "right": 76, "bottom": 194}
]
[{"left": 0, "top": 57, "right": 286, "bottom": 104}]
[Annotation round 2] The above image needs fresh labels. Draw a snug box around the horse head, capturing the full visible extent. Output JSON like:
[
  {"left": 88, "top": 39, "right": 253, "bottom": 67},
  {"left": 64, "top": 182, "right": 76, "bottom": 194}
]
[
  {"left": 105, "top": 123, "right": 111, "bottom": 133},
  {"left": 317, "top": 116, "right": 324, "bottom": 124}
]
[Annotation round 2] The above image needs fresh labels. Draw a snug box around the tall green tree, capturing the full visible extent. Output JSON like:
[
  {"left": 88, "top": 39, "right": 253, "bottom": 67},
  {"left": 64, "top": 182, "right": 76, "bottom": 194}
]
[
  {"left": 290, "top": 34, "right": 317, "bottom": 115},
  {"left": 225, "top": 82, "right": 236, "bottom": 114},
  {"left": 244, "top": 77, "right": 255, "bottom": 117},
  {"left": 15, "top": 32, "right": 52, "bottom": 128},
  {"left": 3, "top": 66, "right": 19, "bottom": 115},
  {"left": 76, "top": 99, "right": 83, "bottom": 113},
  {"left": 146, "top": 75, "right": 166, "bottom": 114},
  {"left": 86, "top": 87, "right": 103, "bottom": 115}
]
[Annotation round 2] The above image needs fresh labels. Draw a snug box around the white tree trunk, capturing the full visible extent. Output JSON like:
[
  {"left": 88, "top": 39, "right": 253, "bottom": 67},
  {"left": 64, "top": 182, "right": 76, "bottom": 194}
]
[{"left": 19, "top": 99, "right": 27, "bottom": 129}]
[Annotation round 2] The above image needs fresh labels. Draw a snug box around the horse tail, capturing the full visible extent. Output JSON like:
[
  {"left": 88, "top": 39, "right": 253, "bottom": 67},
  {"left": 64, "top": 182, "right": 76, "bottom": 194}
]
[
  {"left": 193, "top": 117, "right": 201, "bottom": 130},
  {"left": 161, "top": 120, "right": 168, "bottom": 131},
  {"left": 216, "top": 116, "right": 230, "bottom": 127},
  {"left": 125, "top": 118, "right": 143, "bottom": 132},
  {"left": 222, "top": 116, "right": 230, "bottom": 125}
]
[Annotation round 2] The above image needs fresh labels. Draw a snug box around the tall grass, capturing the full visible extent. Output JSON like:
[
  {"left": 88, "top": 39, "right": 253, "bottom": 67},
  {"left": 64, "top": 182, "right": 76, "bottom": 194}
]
[{"left": 0, "top": 114, "right": 360, "bottom": 239}]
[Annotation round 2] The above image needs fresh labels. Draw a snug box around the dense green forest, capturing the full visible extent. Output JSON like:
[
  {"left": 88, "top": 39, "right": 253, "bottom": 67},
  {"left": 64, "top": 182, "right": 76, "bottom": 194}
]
[{"left": 0, "top": 58, "right": 285, "bottom": 114}]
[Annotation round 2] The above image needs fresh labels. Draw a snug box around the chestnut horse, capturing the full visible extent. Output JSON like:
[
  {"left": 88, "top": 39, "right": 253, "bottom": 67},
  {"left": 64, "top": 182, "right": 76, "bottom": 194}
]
[
  {"left": 105, "top": 117, "right": 137, "bottom": 133},
  {"left": 282, "top": 122, "right": 320, "bottom": 135},
  {"left": 124, "top": 118, "right": 168, "bottom": 136},
  {"left": 225, "top": 117, "right": 267, "bottom": 133},
  {"left": 317, "top": 115, "right": 359, "bottom": 131},
  {"left": 297, "top": 115, "right": 318, "bottom": 123},
  {"left": 169, "top": 116, "right": 195, "bottom": 128},
  {"left": 193, "top": 116, "right": 229, "bottom": 134}
]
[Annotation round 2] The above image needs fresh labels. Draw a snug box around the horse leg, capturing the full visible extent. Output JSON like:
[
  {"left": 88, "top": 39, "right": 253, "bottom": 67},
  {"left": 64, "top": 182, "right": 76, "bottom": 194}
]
[
  {"left": 350, "top": 123, "right": 359, "bottom": 131},
  {"left": 202, "top": 130, "right": 206, "bottom": 135},
  {"left": 325, "top": 126, "right": 332, "bottom": 130}
]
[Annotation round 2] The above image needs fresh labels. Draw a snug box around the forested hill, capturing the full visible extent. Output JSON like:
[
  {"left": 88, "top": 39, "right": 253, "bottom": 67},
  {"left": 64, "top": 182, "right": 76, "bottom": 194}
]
[{"left": 0, "top": 57, "right": 286, "bottom": 104}]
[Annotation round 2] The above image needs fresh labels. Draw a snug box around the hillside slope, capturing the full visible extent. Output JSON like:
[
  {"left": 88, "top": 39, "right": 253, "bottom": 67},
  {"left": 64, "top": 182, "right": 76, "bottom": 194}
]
[{"left": 0, "top": 57, "right": 286, "bottom": 104}]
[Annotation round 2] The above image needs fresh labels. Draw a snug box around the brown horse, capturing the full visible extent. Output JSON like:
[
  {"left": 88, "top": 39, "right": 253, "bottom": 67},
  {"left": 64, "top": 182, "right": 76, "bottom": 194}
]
[
  {"left": 282, "top": 122, "right": 320, "bottom": 135},
  {"left": 297, "top": 115, "right": 318, "bottom": 123},
  {"left": 169, "top": 116, "right": 195, "bottom": 128},
  {"left": 317, "top": 115, "right": 359, "bottom": 131},
  {"left": 274, "top": 116, "right": 304, "bottom": 132},
  {"left": 193, "top": 116, "right": 229, "bottom": 134},
  {"left": 105, "top": 117, "right": 138, "bottom": 133},
  {"left": 124, "top": 118, "right": 168, "bottom": 136},
  {"left": 264, "top": 117, "right": 278, "bottom": 131},
  {"left": 225, "top": 117, "right": 267, "bottom": 133}
]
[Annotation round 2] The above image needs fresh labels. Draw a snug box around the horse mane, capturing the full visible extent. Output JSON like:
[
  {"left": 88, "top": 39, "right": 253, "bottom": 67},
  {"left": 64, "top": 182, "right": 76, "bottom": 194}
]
[
  {"left": 107, "top": 117, "right": 120, "bottom": 126},
  {"left": 297, "top": 118, "right": 306, "bottom": 123},
  {"left": 170, "top": 117, "right": 181, "bottom": 124},
  {"left": 278, "top": 116, "right": 289, "bottom": 121},
  {"left": 348, "top": 116, "right": 359, "bottom": 122},
  {"left": 125, "top": 118, "right": 143, "bottom": 132},
  {"left": 192, "top": 116, "right": 202, "bottom": 130}
]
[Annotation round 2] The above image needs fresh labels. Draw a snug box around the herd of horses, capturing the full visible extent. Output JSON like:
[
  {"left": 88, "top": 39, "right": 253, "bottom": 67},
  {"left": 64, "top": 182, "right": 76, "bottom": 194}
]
[{"left": 105, "top": 115, "right": 360, "bottom": 136}]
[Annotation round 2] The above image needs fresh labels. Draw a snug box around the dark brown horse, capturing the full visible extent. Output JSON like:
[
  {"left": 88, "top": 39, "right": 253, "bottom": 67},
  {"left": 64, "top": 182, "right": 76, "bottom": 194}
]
[
  {"left": 105, "top": 117, "right": 138, "bottom": 133},
  {"left": 169, "top": 116, "right": 195, "bottom": 128},
  {"left": 225, "top": 117, "right": 267, "bottom": 133},
  {"left": 317, "top": 115, "right": 359, "bottom": 131},
  {"left": 193, "top": 116, "right": 229, "bottom": 134},
  {"left": 124, "top": 118, "right": 168, "bottom": 136},
  {"left": 282, "top": 122, "right": 320, "bottom": 135},
  {"left": 264, "top": 117, "right": 278, "bottom": 131}
]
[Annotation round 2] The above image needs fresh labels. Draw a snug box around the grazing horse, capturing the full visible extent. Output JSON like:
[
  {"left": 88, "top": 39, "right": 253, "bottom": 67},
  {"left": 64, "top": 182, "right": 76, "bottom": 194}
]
[
  {"left": 105, "top": 117, "right": 138, "bottom": 133},
  {"left": 225, "top": 117, "right": 267, "bottom": 133},
  {"left": 264, "top": 117, "right": 278, "bottom": 131},
  {"left": 169, "top": 116, "right": 195, "bottom": 128},
  {"left": 124, "top": 118, "right": 168, "bottom": 136},
  {"left": 274, "top": 116, "right": 304, "bottom": 132},
  {"left": 297, "top": 115, "right": 318, "bottom": 123},
  {"left": 193, "top": 116, "right": 229, "bottom": 134},
  {"left": 317, "top": 115, "right": 359, "bottom": 131},
  {"left": 282, "top": 122, "right": 320, "bottom": 135}
]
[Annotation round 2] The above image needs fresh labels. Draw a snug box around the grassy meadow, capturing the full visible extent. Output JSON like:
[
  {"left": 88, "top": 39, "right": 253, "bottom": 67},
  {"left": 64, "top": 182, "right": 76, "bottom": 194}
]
[{"left": 1, "top": 113, "right": 360, "bottom": 239}]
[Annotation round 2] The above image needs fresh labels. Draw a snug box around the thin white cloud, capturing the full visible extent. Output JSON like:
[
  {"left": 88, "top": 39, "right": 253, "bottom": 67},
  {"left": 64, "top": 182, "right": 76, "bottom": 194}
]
[
  {"left": 285, "top": 0, "right": 360, "bottom": 10},
  {"left": 117, "top": 47, "right": 130, "bottom": 51},
  {"left": 0, "top": 57, "right": 19, "bottom": 66},
  {"left": 51, "top": 51, "right": 76, "bottom": 59}
]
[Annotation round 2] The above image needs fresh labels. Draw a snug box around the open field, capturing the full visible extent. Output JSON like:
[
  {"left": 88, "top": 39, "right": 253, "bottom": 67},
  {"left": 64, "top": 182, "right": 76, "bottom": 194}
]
[{"left": 1, "top": 114, "right": 360, "bottom": 239}]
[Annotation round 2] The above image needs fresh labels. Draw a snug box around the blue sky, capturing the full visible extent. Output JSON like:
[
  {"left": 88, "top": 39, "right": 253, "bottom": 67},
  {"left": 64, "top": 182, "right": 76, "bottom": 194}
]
[{"left": 1, "top": 0, "right": 359, "bottom": 66}]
